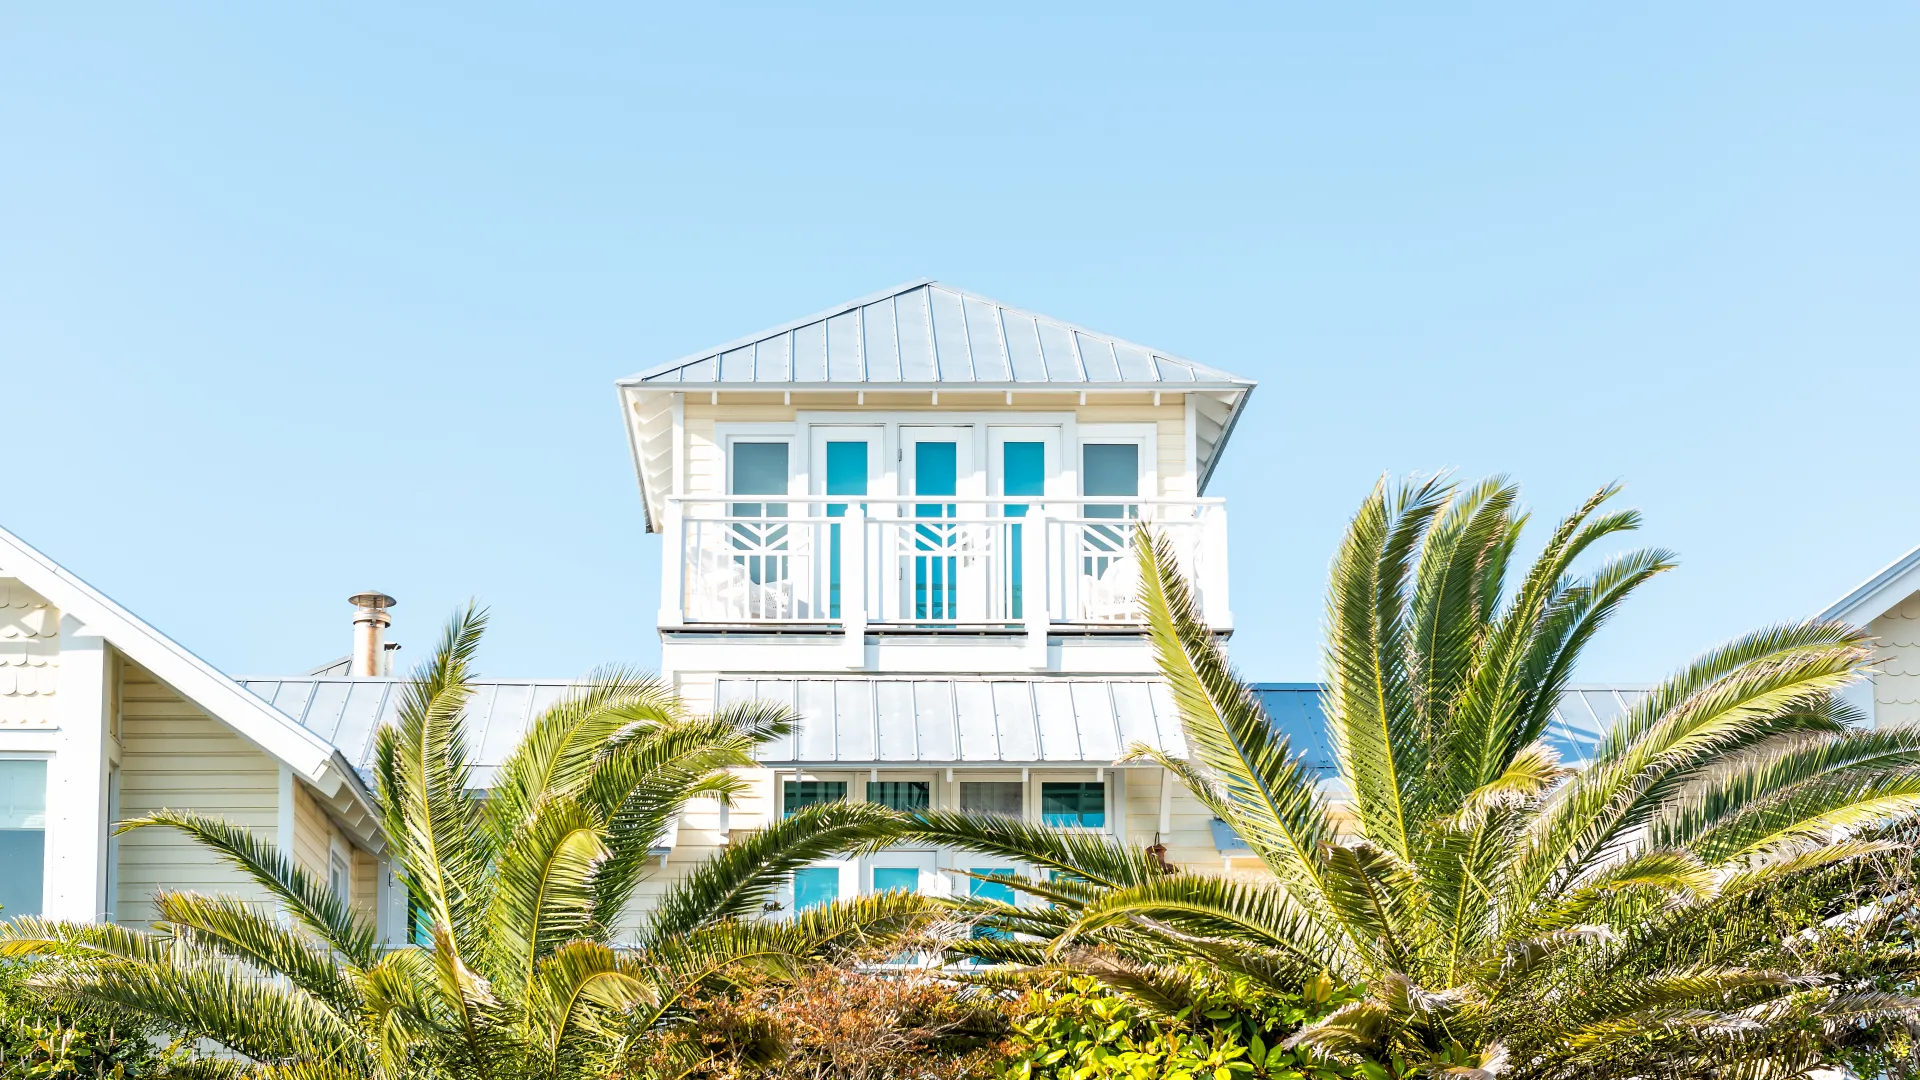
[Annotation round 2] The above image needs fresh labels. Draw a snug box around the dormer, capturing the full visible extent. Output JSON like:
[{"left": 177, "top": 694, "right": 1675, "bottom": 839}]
[{"left": 616, "top": 281, "right": 1255, "bottom": 661}]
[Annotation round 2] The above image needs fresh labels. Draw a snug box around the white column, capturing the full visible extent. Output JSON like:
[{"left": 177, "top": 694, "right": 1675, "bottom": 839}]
[
  {"left": 46, "top": 618, "right": 109, "bottom": 921},
  {"left": 842, "top": 508, "right": 868, "bottom": 670},
  {"left": 1023, "top": 515, "right": 1050, "bottom": 670}
]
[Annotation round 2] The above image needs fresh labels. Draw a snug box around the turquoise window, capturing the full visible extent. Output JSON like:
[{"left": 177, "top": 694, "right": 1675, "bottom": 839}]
[
  {"left": 872, "top": 867, "right": 920, "bottom": 894},
  {"left": 825, "top": 441, "right": 868, "bottom": 617},
  {"left": 1041, "top": 781, "right": 1106, "bottom": 828},
  {"left": 1002, "top": 441, "right": 1045, "bottom": 618},
  {"left": 793, "top": 867, "right": 839, "bottom": 911},
  {"left": 913, "top": 441, "right": 959, "bottom": 619},
  {"left": 866, "top": 781, "right": 929, "bottom": 811},
  {"left": 970, "top": 869, "right": 1018, "bottom": 940},
  {"left": 783, "top": 780, "right": 846, "bottom": 817}
]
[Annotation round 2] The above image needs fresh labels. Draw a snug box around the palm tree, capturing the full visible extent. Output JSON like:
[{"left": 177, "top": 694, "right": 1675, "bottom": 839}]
[
  {"left": 1, "top": 607, "right": 919, "bottom": 1080},
  {"left": 900, "top": 477, "right": 1920, "bottom": 1077}
]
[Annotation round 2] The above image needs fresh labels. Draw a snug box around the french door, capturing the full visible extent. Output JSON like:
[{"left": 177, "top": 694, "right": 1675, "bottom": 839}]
[
  {"left": 896, "top": 427, "right": 978, "bottom": 623},
  {"left": 808, "top": 427, "right": 884, "bottom": 620}
]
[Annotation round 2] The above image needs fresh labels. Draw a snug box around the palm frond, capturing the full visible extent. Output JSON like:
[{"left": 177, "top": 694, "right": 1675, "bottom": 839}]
[
  {"left": 642, "top": 800, "right": 902, "bottom": 941},
  {"left": 112, "top": 810, "right": 376, "bottom": 967}
]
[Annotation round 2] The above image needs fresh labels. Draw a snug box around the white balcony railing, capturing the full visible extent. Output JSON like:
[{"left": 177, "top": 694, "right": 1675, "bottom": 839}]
[{"left": 660, "top": 497, "right": 1229, "bottom": 643}]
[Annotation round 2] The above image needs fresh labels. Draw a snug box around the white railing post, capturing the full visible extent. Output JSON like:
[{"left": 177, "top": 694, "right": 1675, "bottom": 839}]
[
  {"left": 1203, "top": 504, "right": 1232, "bottom": 631},
  {"left": 658, "top": 500, "right": 685, "bottom": 629},
  {"left": 843, "top": 507, "right": 868, "bottom": 669},
  {"left": 1023, "top": 514, "right": 1050, "bottom": 670}
]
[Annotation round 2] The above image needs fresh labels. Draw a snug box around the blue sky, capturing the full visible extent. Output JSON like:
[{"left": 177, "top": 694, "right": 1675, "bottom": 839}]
[{"left": 4, "top": 5, "right": 1916, "bottom": 684}]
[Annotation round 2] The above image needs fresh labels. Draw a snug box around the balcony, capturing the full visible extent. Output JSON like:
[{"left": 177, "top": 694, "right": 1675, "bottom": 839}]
[{"left": 660, "top": 497, "right": 1228, "bottom": 643}]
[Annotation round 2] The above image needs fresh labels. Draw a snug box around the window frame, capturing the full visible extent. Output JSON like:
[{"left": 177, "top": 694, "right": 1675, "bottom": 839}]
[{"left": 0, "top": 754, "right": 50, "bottom": 920}]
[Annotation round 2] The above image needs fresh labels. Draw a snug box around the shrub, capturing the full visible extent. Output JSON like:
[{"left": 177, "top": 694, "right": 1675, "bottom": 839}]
[
  {"left": 0, "top": 957, "right": 185, "bottom": 1080},
  {"left": 1001, "top": 970, "right": 1368, "bottom": 1080},
  {"left": 638, "top": 966, "right": 1009, "bottom": 1080}
]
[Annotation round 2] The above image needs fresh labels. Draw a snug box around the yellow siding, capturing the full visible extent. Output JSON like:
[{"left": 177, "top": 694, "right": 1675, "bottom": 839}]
[
  {"left": 293, "top": 780, "right": 380, "bottom": 923},
  {"left": 1871, "top": 593, "right": 1920, "bottom": 729},
  {"left": 116, "top": 663, "right": 280, "bottom": 927},
  {"left": 0, "top": 578, "right": 60, "bottom": 730},
  {"left": 352, "top": 850, "right": 379, "bottom": 919}
]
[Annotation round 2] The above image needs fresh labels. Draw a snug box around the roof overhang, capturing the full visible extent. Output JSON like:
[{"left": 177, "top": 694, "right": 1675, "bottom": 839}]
[
  {"left": 0, "top": 525, "right": 384, "bottom": 851},
  {"left": 616, "top": 380, "right": 1250, "bottom": 532},
  {"left": 612, "top": 280, "right": 1257, "bottom": 534},
  {"left": 1821, "top": 541, "right": 1920, "bottom": 626}
]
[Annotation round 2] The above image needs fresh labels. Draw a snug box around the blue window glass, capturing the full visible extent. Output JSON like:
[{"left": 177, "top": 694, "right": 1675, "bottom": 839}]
[
  {"left": 1041, "top": 781, "right": 1106, "bottom": 829},
  {"left": 872, "top": 867, "right": 920, "bottom": 894},
  {"left": 825, "top": 441, "right": 868, "bottom": 617},
  {"left": 1002, "top": 442, "right": 1045, "bottom": 618},
  {"left": 783, "top": 780, "right": 847, "bottom": 817},
  {"left": 970, "top": 869, "right": 1018, "bottom": 940},
  {"left": 793, "top": 866, "right": 839, "bottom": 911},
  {"left": 913, "top": 441, "right": 959, "bottom": 620},
  {"left": 0, "top": 760, "right": 46, "bottom": 919},
  {"left": 866, "top": 781, "right": 929, "bottom": 811},
  {"left": 731, "top": 442, "right": 789, "bottom": 517},
  {"left": 1082, "top": 443, "right": 1138, "bottom": 522}
]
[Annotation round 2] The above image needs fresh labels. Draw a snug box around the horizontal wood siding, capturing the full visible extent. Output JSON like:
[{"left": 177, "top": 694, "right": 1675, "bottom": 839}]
[{"left": 116, "top": 663, "right": 279, "bottom": 927}]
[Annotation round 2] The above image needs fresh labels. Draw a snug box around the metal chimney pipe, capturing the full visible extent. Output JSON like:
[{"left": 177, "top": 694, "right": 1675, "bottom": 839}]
[{"left": 348, "top": 592, "right": 396, "bottom": 677}]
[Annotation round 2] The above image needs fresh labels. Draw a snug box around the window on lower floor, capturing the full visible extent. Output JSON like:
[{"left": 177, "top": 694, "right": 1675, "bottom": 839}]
[
  {"left": 866, "top": 781, "right": 929, "bottom": 811},
  {"left": 872, "top": 867, "right": 920, "bottom": 894},
  {"left": 793, "top": 866, "right": 839, "bottom": 911},
  {"left": 0, "top": 760, "right": 47, "bottom": 918},
  {"left": 1040, "top": 781, "right": 1106, "bottom": 829},
  {"left": 329, "top": 849, "right": 352, "bottom": 901},
  {"left": 783, "top": 780, "right": 847, "bottom": 817},
  {"left": 959, "top": 781, "right": 1023, "bottom": 818}
]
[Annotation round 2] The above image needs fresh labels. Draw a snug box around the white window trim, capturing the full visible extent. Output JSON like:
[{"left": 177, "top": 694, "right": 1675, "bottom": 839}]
[
  {"left": 715, "top": 426, "right": 803, "bottom": 501},
  {"left": 328, "top": 836, "right": 352, "bottom": 901},
  {"left": 1077, "top": 422, "right": 1159, "bottom": 500}
]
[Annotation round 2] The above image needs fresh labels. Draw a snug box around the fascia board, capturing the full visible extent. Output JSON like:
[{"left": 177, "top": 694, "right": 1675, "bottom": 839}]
[
  {"left": 1822, "top": 543, "right": 1920, "bottom": 626},
  {"left": 616, "top": 384, "right": 657, "bottom": 533},
  {"left": 0, "top": 524, "right": 344, "bottom": 782}
]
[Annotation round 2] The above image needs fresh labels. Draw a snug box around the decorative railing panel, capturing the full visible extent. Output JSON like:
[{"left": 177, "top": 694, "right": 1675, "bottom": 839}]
[{"left": 668, "top": 498, "right": 1227, "bottom": 631}]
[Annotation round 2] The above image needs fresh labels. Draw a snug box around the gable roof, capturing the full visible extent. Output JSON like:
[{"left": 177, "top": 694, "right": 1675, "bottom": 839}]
[
  {"left": 1821, "top": 541, "right": 1920, "bottom": 626},
  {"left": 0, "top": 525, "right": 382, "bottom": 849},
  {"left": 615, "top": 280, "right": 1258, "bottom": 531}
]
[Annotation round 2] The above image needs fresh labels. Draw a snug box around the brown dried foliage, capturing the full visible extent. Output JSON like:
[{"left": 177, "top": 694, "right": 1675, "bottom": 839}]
[{"left": 638, "top": 967, "right": 1011, "bottom": 1080}]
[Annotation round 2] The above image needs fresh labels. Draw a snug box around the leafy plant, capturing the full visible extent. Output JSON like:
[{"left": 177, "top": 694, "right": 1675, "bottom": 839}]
[
  {"left": 898, "top": 476, "right": 1920, "bottom": 1077},
  {"left": 0, "top": 607, "right": 925, "bottom": 1080},
  {"left": 1001, "top": 967, "right": 1362, "bottom": 1080},
  {"left": 0, "top": 955, "right": 194, "bottom": 1080}
]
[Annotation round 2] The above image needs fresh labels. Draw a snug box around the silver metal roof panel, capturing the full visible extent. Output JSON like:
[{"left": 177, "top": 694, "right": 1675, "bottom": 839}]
[
  {"left": 718, "top": 675, "right": 1189, "bottom": 766},
  {"left": 618, "top": 280, "right": 1255, "bottom": 390}
]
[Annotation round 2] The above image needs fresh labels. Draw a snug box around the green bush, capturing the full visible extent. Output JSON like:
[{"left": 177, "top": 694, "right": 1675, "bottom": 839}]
[
  {"left": 1001, "top": 970, "right": 1371, "bottom": 1080},
  {"left": 0, "top": 957, "right": 185, "bottom": 1080}
]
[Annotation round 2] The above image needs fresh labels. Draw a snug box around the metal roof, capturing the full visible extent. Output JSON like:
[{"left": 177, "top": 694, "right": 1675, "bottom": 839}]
[
  {"left": 238, "top": 675, "right": 1644, "bottom": 789},
  {"left": 614, "top": 281, "right": 1259, "bottom": 531},
  {"left": 716, "top": 676, "right": 1189, "bottom": 766},
  {"left": 620, "top": 280, "right": 1256, "bottom": 390},
  {"left": 237, "top": 677, "right": 578, "bottom": 788},
  {"left": 1250, "top": 683, "right": 1645, "bottom": 771}
]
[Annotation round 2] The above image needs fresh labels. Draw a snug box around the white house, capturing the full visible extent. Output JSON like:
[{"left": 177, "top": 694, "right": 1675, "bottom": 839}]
[
  {"left": 1822, "top": 543, "right": 1920, "bottom": 729},
  {"left": 0, "top": 527, "right": 384, "bottom": 931},
  {"left": 3, "top": 280, "right": 1694, "bottom": 936}
]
